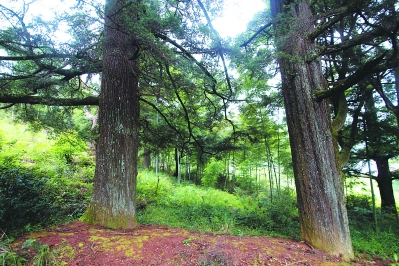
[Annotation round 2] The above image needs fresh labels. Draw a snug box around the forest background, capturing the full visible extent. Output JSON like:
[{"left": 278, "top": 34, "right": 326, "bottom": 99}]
[{"left": 0, "top": 0, "right": 398, "bottom": 264}]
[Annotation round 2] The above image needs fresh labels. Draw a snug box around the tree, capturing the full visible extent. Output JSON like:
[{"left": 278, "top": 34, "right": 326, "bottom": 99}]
[
  {"left": 270, "top": 0, "right": 354, "bottom": 259},
  {"left": 80, "top": 0, "right": 140, "bottom": 228},
  {"left": 359, "top": 86, "right": 398, "bottom": 215},
  {"left": 0, "top": 0, "right": 230, "bottom": 228}
]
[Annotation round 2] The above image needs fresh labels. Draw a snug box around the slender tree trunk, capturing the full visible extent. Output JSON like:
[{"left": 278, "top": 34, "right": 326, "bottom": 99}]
[
  {"left": 81, "top": 0, "right": 139, "bottom": 229},
  {"left": 375, "top": 157, "right": 397, "bottom": 214},
  {"left": 270, "top": 0, "right": 353, "bottom": 260},
  {"left": 143, "top": 149, "right": 151, "bottom": 169}
]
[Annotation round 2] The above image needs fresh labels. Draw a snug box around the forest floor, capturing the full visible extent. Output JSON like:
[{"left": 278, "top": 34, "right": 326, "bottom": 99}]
[{"left": 12, "top": 221, "right": 389, "bottom": 265}]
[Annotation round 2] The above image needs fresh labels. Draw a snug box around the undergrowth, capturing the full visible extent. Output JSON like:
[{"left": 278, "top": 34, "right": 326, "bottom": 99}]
[
  {"left": 0, "top": 116, "right": 398, "bottom": 263},
  {"left": 136, "top": 170, "right": 300, "bottom": 238},
  {"left": 346, "top": 194, "right": 399, "bottom": 260}
]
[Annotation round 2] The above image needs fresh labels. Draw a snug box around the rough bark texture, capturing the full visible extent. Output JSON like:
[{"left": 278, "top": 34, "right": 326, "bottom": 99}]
[
  {"left": 375, "top": 157, "right": 397, "bottom": 214},
  {"left": 270, "top": 0, "right": 353, "bottom": 260},
  {"left": 81, "top": 0, "right": 139, "bottom": 229}
]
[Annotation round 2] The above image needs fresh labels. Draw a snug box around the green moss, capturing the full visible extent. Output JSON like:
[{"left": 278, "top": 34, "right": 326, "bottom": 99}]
[{"left": 80, "top": 203, "right": 139, "bottom": 229}]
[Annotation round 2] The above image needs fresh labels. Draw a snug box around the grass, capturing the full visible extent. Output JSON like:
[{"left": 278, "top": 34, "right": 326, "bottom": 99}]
[
  {"left": 1, "top": 114, "right": 398, "bottom": 263},
  {"left": 136, "top": 170, "right": 300, "bottom": 237}
]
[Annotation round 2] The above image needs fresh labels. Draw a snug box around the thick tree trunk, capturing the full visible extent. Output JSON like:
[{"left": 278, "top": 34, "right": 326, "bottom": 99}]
[
  {"left": 270, "top": 0, "right": 353, "bottom": 260},
  {"left": 375, "top": 157, "right": 397, "bottom": 214},
  {"left": 81, "top": 0, "right": 139, "bottom": 228}
]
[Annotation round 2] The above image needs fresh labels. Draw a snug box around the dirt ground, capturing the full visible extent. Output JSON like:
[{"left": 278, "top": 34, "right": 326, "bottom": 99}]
[{"left": 12, "top": 221, "right": 390, "bottom": 265}]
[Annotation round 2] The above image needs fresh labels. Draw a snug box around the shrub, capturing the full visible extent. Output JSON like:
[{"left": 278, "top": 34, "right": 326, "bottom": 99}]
[
  {"left": 0, "top": 167, "right": 54, "bottom": 234},
  {"left": 201, "top": 159, "right": 224, "bottom": 188},
  {"left": 346, "top": 194, "right": 374, "bottom": 229},
  {"left": 347, "top": 193, "right": 399, "bottom": 258},
  {"left": 235, "top": 188, "right": 300, "bottom": 237},
  {"left": 0, "top": 166, "right": 92, "bottom": 236}
]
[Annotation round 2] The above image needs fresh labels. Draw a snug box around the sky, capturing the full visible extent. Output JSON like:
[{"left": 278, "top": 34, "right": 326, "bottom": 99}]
[
  {"left": 6, "top": 0, "right": 266, "bottom": 39},
  {"left": 213, "top": 0, "right": 266, "bottom": 38}
]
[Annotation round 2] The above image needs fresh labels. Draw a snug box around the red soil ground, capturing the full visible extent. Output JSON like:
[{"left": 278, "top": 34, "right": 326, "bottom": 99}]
[{"left": 12, "top": 221, "right": 389, "bottom": 265}]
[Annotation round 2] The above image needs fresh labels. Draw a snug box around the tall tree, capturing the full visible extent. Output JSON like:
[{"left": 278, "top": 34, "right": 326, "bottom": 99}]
[
  {"left": 0, "top": 0, "right": 230, "bottom": 228},
  {"left": 270, "top": 0, "right": 354, "bottom": 259},
  {"left": 80, "top": 0, "right": 140, "bottom": 228},
  {"left": 361, "top": 86, "right": 398, "bottom": 214}
]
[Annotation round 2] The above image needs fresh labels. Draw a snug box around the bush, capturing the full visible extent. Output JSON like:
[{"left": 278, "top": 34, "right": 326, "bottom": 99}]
[
  {"left": 0, "top": 167, "right": 55, "bottom": 234},
  {"left": 201, "top": 159, "right": 224, "bottom": 188},
  {"left": 346, "top": 194, "right": 374, "bottom": 229},
  {"left": 235, "top": 188, "right": 300, "bottom": 237},
  {"left": 0, "top": 166, "right": 92, "bottom": 236},
  {"left": 346, "top": 193, "right": 399, "bottom": 258}
]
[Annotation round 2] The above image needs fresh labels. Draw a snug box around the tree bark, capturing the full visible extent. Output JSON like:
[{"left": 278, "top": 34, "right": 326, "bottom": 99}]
[
  {"left": 270, "top": 0, "right": 353, "bottom": 260},
  {"left": 81, "top": 0, "right": 139, "bottom": 229},
  {"left": 375, "top": 157, "right": 398, "bottom": 214}
]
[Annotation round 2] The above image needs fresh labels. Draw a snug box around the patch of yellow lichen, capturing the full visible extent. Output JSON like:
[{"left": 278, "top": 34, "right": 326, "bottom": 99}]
[
  {"left": 55, "top": 244, "right": 75, "bottom": 259},
  {"left": 138, "top": 229, "right": 173, "bottom": 237},
  {"left": 89, "top": 235, "right": 114, "bottom": 251},
  {"left": 88, "top": 228, "right": 106, "bottom": 234},
  {"left": 88, "top": 234, "right": 149, "bottom": 258},
  {"left": 58, "top": 232, "right": 75, "bottom": 237},
  {"left": 229, "top": 240, "right": 241, "bottom": 248}
]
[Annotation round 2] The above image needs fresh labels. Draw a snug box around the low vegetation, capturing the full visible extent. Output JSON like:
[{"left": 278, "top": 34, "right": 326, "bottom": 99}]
[{"left": 0, "top": 118, "right": 398, "bottom": 265}]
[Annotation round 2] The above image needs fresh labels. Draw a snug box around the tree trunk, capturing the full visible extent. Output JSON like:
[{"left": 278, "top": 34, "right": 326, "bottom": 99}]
[
  {"left": 375, "top": 156, "right": 397, "bottom": 214},
  {"left": 143, "top": 149, "right": 151, "bottom": 169},
  {"left": 270, "top": 0, "right": 353, "bottom": 260},
  {"left": 81, "top": 0, "right": 139, "bottom": 229}
]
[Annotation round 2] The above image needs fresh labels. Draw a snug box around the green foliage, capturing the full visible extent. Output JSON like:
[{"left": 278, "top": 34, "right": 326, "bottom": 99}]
[
  {"left": 235, "top": 188, "right": 300, "bottom": 237},
  {"left": 0, "top": 129, "right": 4, "bottom": 150},
  {"left": 351, "top": 228, "right": 399, "bottom": 260},
  {"left": 347, "top": 194, "right": 399, "bottom": 259},
  {"left": 50, "top": 130, "right": 88, "bottom": 164},
  {"left": 137, "top": 170, "right": 299, "bottom": 237},
  {"left": 0, "top": 116, "right": 95, "bottom": 182},
  {"left": 201, "top": 158, "right": 225, "bottom": 188},
  {"left": 346, "top": 193, "right": 374, "bottom": 229},
  {"left": 0, "top": 166, "right": 92, "bottom": 237},
  {"left": 0, "top": 167, "right": 55, "bottom": 233},
  {"left": 22, "top": 239, "right": 58, "bottom": 266},
  {"left": 0, "top": 234, "right": 26, "bottom": 266},
  {"left": 393, "top": 253, "right": 398, "bottom": 266}
]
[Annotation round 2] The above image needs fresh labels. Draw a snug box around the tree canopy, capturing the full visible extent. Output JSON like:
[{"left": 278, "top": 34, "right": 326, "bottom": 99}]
[{"left": 1, "top": 0, "right": 398, "bottom": 260}]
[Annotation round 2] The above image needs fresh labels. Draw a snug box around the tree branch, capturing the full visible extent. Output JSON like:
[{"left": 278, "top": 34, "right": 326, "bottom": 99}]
[
  {"left": 165, "top": 64, "right": 200, "bottom": 150},
  {"left": 139, "top": 97, "right": 183, "bottom": 139},
  {"left": 0, "top": 95, "right": 99, "bottom": 106},
  {"left": 240, "top": 22, "right": 273, "bottom": 47},
  {"left": 196, "top": 0, "right": 233, "bottom": 95},
  {"left": 315, "top": 51, "right": 388, "bottom": 100},
  {"left": 375, "top": 73, "right": 399, "bottom": 114},
  {"left": 0, "top": 103, "right": 16, "bottom": 109},
  {"left": 319, "top": 23, "right": 398, "bottom": 56},
  {"left": 153, "top": 32, "right": 217, "bottom": 90},
  {"left": 308, "top": 5, "right": 355, "bottom": 40},
  {"left": 0, "top": 54, "right": 73, "bottom": 61}
]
